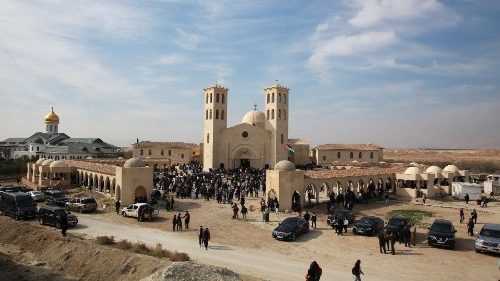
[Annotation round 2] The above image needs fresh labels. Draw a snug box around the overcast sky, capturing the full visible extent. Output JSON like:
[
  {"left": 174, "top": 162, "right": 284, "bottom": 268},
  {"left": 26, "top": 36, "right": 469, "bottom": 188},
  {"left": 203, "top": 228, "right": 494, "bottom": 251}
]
[{"left": 1, "top": 0, "right": 499, "bottom": 148}]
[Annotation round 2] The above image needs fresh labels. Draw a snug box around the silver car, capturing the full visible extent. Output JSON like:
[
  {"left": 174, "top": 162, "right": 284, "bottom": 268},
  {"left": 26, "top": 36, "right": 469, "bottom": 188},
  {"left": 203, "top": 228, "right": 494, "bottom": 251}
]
[
  {"left": 475, "top": 223, "right": 500, "bottom": 254},
  {"left": 65, "top": 197, "right": 97, "bottom": 213}
]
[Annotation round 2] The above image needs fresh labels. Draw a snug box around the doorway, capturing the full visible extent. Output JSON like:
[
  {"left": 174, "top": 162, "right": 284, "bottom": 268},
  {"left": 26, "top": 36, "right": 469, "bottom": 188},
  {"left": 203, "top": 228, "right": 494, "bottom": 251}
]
[{"left": 240, "top": 159, "right": 250, "bottom": 168}]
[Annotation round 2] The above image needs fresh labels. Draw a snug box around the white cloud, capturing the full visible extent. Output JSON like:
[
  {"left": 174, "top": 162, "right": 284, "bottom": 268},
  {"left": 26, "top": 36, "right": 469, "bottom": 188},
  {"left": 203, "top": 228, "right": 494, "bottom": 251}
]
[
  {"left": 156, "top": 54, "right": 188, "bottom": 65},
  {"left": 172, "top": 29, "right": 201, "bottom": 50}
]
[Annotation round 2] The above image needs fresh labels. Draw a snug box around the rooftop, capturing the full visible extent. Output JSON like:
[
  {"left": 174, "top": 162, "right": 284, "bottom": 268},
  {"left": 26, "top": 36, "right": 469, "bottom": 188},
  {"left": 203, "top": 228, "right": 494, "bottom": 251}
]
[
  {"left": 314, "top": 144, "right": 383, "bottom": 151},
  {"left": 133, "top": 141, "right": 198, "bottom": 149},
  {"left": 304, "top": 164, "right": 408, "bottom": 179}
]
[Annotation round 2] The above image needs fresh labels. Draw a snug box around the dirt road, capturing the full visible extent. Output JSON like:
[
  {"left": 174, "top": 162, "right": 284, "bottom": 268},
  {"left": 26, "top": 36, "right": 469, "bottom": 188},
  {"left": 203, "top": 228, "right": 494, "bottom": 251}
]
[{"left": 71, "top": 215, "right": 367, "bottom": 281}]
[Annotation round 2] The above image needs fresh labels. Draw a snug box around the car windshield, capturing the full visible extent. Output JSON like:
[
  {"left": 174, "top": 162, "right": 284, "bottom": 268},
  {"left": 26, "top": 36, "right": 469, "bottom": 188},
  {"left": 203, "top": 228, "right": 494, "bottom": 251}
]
[
  {"left": 16, "top": 198, "right": 33, "bottom": 207},
  {"left": 360, "top": 217, "right": 376, "bottom": 224},
  {"left": 480, "top": 228, "right": 500, "bottom": 238},
  {"left": 281, "top": 219, "right": 298, "bottom": 227},
  {"left": 82, "top": 198, "right": 96, "bottom": 204},
  {"left": 51, "top": 192, "right": 64, "bottom": 198},
  {"left": 54, "top": 209, "right": 66, "bottom": 216},
  {"left": 389, "top": 218, "right": 407, "bottom": 226},
  {"left": 431, "top": 223, "right": 453, "bottom": 233}
]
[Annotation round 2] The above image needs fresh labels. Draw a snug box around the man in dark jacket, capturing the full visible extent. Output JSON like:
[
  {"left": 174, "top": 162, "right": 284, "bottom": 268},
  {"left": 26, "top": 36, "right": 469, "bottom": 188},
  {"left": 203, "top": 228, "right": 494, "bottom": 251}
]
[
  {"left": 172, "top": 215, "right": 177, "bottom": 231},
  {"left": 403, "top": 224, "right": 411, "bottom": 247},
  {"left": 115, "top": 200, "right": 120, "bottom": 214},
  {"left": 467, "top": 217, "right": 475, "bottom": 236},
  {"left": 304, "top": 211, "right": 311, "bottom": 226},
  {"left": 176, "top": 213, "right": 183, "bottom": 230},
  {"left": 390, "top": 232, "right": 397, "bottom": 255},
  {"left": 378, "top": 229, "right": 386, "bottom": 254},
  {"left": 59, "top": 213, "right": 68, "bottom": 237},
  {"left": 202, "top": 227, "right": 211, "bottom": 250},
  {"left": 464, "top": 193, "right": 470, "bottom": 204},
  {"left": 198, "top": 226, "right": 204, "bottom": 247},
  {"left": 184, "top": 211, "right": 190, "bottom": 229}
]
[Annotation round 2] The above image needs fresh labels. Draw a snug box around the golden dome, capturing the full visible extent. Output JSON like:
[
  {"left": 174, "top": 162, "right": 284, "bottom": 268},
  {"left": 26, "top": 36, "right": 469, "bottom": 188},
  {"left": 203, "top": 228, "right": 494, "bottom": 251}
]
[{"left": 44, "top": 107, "right": 60, "bottom": 123}]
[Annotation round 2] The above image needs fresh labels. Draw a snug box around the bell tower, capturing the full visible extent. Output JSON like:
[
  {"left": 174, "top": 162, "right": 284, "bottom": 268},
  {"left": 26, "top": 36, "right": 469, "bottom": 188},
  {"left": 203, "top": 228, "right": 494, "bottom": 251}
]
[
  {"left": 203, "top": 83, "right": 228, "bottom": 171},
  {"left": 264, "top": 83, "right": 289, "bottom": 168},
  {"left": 44, "top": 107, "right": 60, "bottom": 134}
]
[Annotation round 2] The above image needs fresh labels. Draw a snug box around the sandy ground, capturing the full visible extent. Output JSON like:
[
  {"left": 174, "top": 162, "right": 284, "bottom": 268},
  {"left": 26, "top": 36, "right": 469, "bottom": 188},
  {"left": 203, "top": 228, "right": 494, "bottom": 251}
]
[
  {"left": 89, "top": 194, "right": 500, "bottom": 281},
  {"left": 384, "top": 148, "right": 500, "bottom": 165}
]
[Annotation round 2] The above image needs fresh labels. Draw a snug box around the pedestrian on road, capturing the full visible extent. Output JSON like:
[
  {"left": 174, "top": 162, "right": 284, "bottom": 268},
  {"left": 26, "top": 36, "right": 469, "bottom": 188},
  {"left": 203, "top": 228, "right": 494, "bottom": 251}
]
[
  {"left": 411, "top": 224, "right": 417, "bottom": 246},
  {"left": 311, "top": 212, "right": 317, "bottom": 228},
  {"left": 343, "top": 218, "right": 348, "bottom": 233},
  {"left": 471, "top": 209, "right": 478, "bottom": 223},
  {"left": 172, "top": 215, "right": 177, "bottom": 231},
  {"left": 352, "top": 260, "right": 364, "bottom": 281},
  {"left": 304, "top": 211, "right": 310, "bottom": 226},
  {"left": 403, "top": 224, "right": 411, "bottom": 247},
  {"left": 467, "top": 217, "right": 475, "bottom": 236},
  {"left": 241, "top": 205, "right": 248, "bottom": 221},
  {"left": 184, "top": 211, "right": 190, "bottom": 229},
  {"left": 198, "top": 226, "right": 204, "bottom": 247},
  {"left": 202, "top": 227, "right": 211, "bottom": 250},
  {"left": 306, "top": 261, "right": 322, "bottom": 281},
  {"left": 390, "top": 232, "right": 397, "bottom": 255},
  {"left": 378, "top": 229, "right": 386, "bottom": 254},
  {"left": 59, "top": 213, "right": 68, "bottom": 237},
  {"left": 464, "top": 193, "right": 470, "bottom": 204},
  {"left": 176, "top": 213, "right": 183, "bottom": 231},
  {"left": 115, "top": 200, "right": 120, "bottom": 214},
  {"left": 170, "top": 196, "right": 175, "bottom": 211},
  {"left": 459, "top": 208, "right": 465, "bottom": 224}
]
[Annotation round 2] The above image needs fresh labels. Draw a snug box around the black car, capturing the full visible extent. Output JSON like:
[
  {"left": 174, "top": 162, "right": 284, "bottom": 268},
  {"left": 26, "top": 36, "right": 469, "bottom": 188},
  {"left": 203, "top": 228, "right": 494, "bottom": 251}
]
[
  {"left": 38, "top": 206, "right": 78, "bottom": 228},
  {"left": 385, "top": 215, "right": 411, "bottom": 238},
  {"left": 353, "top": 216, "right": 385, "bottom": 236},
  {"left": 427, "top": 219, "right": 456, "bottom": 249},
  {"left": 327, "top": 210, "right": 355, "bottom": 227},
  {"left": 0, "top": 191, "right": 37, "bottom": 220},
  {"left": 272, "top": 217, "right": 309, "bottom": 241},
  {"left": 44, "top": 190, "right": 69, "bottom": 207}
]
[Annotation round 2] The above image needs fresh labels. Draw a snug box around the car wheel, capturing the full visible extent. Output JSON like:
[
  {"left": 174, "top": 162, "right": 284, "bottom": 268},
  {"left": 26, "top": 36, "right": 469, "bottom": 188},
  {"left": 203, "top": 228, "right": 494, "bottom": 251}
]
[
  {"left": 39, "top": 218, "right": 44, "bottom": 225},
  {"left": 78, "top": 207, "right": 82, "bottom": 213},
  {"left": 56, "top": 222, "right": 61, "bottom": 229},
  {"left": 291, "top": 233, "right": 296, "bottom": 241},
  {"left": 122, "top": 212, "right": 126, "bottom": 217},
  {"left": 15, "top": 215, "right": 21, "bottom": 221},
  {"left": 474, "top": 249, "right": 479, "bottom": 253}
]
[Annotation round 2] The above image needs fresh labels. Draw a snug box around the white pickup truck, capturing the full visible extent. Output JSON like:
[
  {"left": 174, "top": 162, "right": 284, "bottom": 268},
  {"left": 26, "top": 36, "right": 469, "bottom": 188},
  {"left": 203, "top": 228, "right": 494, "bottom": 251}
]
[{"left": 121, "top": 203, "right": 159, "bottom": 221}]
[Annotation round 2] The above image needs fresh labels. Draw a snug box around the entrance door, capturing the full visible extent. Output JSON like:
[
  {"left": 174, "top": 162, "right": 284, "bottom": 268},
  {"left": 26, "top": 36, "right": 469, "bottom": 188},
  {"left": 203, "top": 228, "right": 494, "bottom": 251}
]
[{"left": 240, "top": 159, "right": 250, "bottom": 168}]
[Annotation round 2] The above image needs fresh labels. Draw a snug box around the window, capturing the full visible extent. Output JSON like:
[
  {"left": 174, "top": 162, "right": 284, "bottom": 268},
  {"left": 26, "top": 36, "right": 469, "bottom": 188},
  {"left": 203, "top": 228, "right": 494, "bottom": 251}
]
[
  {"left": 267, "top": 110, "right": 270, "bottom": 120},
  {"left": 350, "top": 152, "right": 353, "bottom": 159},
  {"left": 140, "top": 149, "right": 143, "bottom": 156},
  {"left": 337, "top": 151, "right": 341, "bottom": 158},
  {"left": 370, "top": 152, "right": 374, "bottom": 159},
  {"left": 323, "top": 155, "right": 326, "bottom": 161},
  {"left": 148, "top": 149, "right": 152, "bottom": 156},
  {"left": 216, "top": 93, "right": 220, "bottom": 103},
  {"left": 279, "top": 93, "right": 281, "bottom": 103},
  {"left": 210, "top": 109, "right": 212, "bottom": 119},
  {"left": 205, "top": 110, "right": 208, "bottom": 120},
  {"left": 280, "top": 134, "right": 284, "bottom": 144},
  {"left": 37, "top": 146, "right": 39, "bottom": 152},
  {"left": 221, "top": 110, "right": 225, "bottom": 120},
  {"left": 210, "top": 93, "right": 212, "bottom": 103},
  {"left": 181, "top": 154, "right": 184, "bottom": 159},
  {"left": 283, "top": 110, "right": 286, "bottom": 120},
  {"left": 272, "top": 93, "right": 275, "bottom": 103},
  {"left": 284, "top": 94, "right": 286, "bottom": 104},
  {"left": 168, "top": 150, "right": 171, "bottom": 156},
  {"left": 241, "top": 131, "right": 248, "bottom": 138},
  {"left": 206, "top": 93, "right": 208, "bottom": 104},
  {"left": 161, "top": 150, "right": 164, "bottom": 156},
  {"left": 222, "top": 94, "right": 225, "bottom": 104},
  {"left": 267, "top": 94, "right": 270, "bottom": 104},
  {"left": 215, "top": 109, "right": 219, "bottom": 119},
  {"left": 278, "top": 110, "right": 281, "bottom": 119},
  {"left": 207, "top": 133, "right": 210, "bottom": 143},
  {"left": 271, "top": 109, "right": 274, "bottom": 120},
  {"left": 31, "top": 146, "right": 33, "bottom": 151},
  {"left": 359, "top": 152, "right": 362, "bottom": 159}
]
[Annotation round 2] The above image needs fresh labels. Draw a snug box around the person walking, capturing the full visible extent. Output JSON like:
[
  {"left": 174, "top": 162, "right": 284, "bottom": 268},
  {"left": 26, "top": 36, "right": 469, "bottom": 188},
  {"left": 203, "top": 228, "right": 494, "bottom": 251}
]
[
  {"left": 241, "top": 205, "right": 248, "bottom": 220},
  {"left": 202, "top": 227, "right": 211, "bottom": 250},
  {"left": 343, "top": 217, "right": 348, "bottom": 233},
  {"left": 311, "top": 212, "right": 317, "bottom": 228},
  {"left": 170, "top": 196, "right": 175, "bottom": 211},
  {"left": 176, "top": 213, "right": 183, "bottom": 231},
  {"left": 390, "top": 232, "right": 397, "bottom": 255},
  {"left": 459, "top": 208, "right": 465, "bottom": 224},
  {"left": 306, "top": 261, "right": 322, "bottom": 281},
  {"left": 471, "top": 209, "right": 478, "bottom": 224},
  {"left": 352, "top": 260, "right": 364, "bottom": 281},
  {"left": 274, "top": 200, "right": 279, "bottom": 215},
  {"left": 184, "top": 211, "right": 190, "bottom": 229},
  {"left": 172, "top": 215, "right": 177, "bottom": 231},
  {"left": 464, "top": 193, "right": 470, "bottom": 204},
  {"left": 411, "top": 224, "right": 417, "bottom": 246},
  {"left": 384, "top": 192, "right": 389, "bottom": 205},
  {"left": 115, "top": 200, "right": 121, "bottom": 214},
  {"left": 304, "top": 211, "right": 311, "bottom": 226},
  {"left": 467, "top": 217, "right": 475, "bottom": 236},
  {"left": 198, "top": 226, "right": 204, "bottom": 247},
  {"left": 59, "top": 213, "right": 68, "bottom": 237},
  {"left": 403, "top": 224, "right": 411, "bottom": 247},
  {"left": 378, "top": 229, "right": 387, "bottom": 254},
  {"left": 336, "top": 217, "right": 343, "bottom": 236}
]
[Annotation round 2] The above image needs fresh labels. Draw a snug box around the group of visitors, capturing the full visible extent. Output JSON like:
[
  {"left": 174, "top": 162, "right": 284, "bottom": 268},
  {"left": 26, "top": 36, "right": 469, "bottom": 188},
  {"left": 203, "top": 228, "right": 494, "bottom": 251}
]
[
  {"left": 306, "top": 260, "right": 364, "bottom": 281},
  {"left": 172, "top": 211, "right": 190, "bottom": 231},
  {"left": 198, "top": 226, "right": 211, "bottom": 250},
  {"left": 466, "top": 209, "right": 478, "bottom": 236}
]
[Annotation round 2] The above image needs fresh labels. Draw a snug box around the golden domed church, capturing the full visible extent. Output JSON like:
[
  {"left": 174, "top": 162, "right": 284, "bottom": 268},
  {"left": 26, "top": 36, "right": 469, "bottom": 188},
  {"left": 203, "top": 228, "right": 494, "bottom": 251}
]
[
  {"left": 202, "top": 83, "right": 310, "bottom": 171},
  {"left": 0, "top": 108, "right": 119, "bottom": 160}
]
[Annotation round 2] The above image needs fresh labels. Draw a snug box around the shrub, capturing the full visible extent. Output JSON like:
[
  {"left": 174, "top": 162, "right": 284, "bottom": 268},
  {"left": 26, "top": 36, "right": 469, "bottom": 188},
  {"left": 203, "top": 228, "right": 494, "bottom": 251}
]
[
  {"left": 116, "top": 239, "right": 132, "bottom": 250},
  {"left": 131, "top": 242, "right": 150, "bottom": 255},
  {"left": 152, "top": 243, "right": 169, "bottom": 258},
  {"left": 95, "top": 236, "right": 115, "bottom": 245},
  {"left": 170, "top": 251, "right": 190, "bottom": 261}
]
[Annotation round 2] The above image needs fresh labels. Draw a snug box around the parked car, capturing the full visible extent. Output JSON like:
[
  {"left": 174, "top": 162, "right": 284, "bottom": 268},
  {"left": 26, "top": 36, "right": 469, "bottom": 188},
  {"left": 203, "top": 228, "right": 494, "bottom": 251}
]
[
  {"left": 353, "top": 216, "right": 385, "bottom": 236},
  {"left": 385, "top": 215, "right": 411, "bottom": 238},
  {"left": 427, "top": 219, "right": 456, "bottom": 249},
  {"left": 327, "top": 209, "right": 356, "bottom": 227},
  {"left": 65, "top": 197, "right": 97, "bottom": 213},
  {"left": 44, "top": 190, "right": 69, "bottom": 206},
  {"left": 28, "top": 191, "right": 45, "bottom": 202},
  {"left": 272, "top": 217, "right": 309, "bottom": 241},
  {"left": 475, "top": 223, "right": 500, "bottom": 254},
  {"left": 0, "top": 191, "right": 37, "bottom": 220},
  {"left": 0, "top": 186, "right": 22, "bottom": 193},
  {"left": 38, "top": 206, "right": 78, "bottom": 228},
  {"left": 121, "top": 203, "right": 159, "bottom": 221}
]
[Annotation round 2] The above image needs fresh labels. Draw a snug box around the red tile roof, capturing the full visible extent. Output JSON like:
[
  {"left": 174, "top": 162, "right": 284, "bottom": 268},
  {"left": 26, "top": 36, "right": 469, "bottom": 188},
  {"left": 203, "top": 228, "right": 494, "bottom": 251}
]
[
  {"left": 132, "top": 141, "right": 198, "bottom": 149},
  {"left": 314, "top": 144, "right": 383, "bottom": 151}
]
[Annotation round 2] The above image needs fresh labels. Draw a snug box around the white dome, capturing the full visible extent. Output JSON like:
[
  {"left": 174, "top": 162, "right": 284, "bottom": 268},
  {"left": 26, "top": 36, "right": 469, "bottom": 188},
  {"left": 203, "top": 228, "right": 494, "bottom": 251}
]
[
  {"left": 425, "top": 166, "right": 442, "bottom": 174},
  {"left": 405, "top": 166, "right": 421, "bottom": 175},
  {"left": 42, "top": 159, "right": 54, "bottom": 166},
  {"left": 242, "top": 110, "right": 265, "bottom": 126},
  {"left": 36, "top": 158, "right": 46, "bottom": 165},
  {"left": 50, "top": 160, "right": 68, "bottom": 168},
  {"left": 275, "top": 160, "right": 295, "bottom": 171},
  {"left": 443, "top": 165, "right": 460, "bottom": 173},
  {"left": 124, "top": 158, "right": 145, "bottom": 168}
]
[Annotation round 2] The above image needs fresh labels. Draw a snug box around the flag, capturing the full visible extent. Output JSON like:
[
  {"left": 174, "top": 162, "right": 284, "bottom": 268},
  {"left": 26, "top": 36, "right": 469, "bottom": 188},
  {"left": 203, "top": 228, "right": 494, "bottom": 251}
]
[{"left": 284, "top": 144, "right": 295, "bottom": 153}]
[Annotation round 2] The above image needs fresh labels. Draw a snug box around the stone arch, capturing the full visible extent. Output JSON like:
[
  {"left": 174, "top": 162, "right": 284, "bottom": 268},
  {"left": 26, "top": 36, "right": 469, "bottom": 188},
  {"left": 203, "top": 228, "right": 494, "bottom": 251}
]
[
  {"left": 99, "top": 175, "right": 104, "bottom": 192},
  {"left": 115, "top": 185, "right": 121, "bottom": 200},
  {"left": 336, "top": 181, "right": 343, "bottom": 195},
  {"left": 358, "top": 179, "right": 365, "bottom": 192},
  {"left": 134, "top": 186, "right": 147, "bottom": 202},
  {"left": 111, "top": 178, "right": 116, "bottom": 196},
  {"left": 93, "top": 174, "right": 98, "bottom": 190},
  {"left": 105, "top": 177, "right": 110, "bottom": 193},
  {"left": 347, "top": 180, "right": 355, "bottom": 191},
  {"left": 88, "top": 173, "right": 93, "bottom": 188}
]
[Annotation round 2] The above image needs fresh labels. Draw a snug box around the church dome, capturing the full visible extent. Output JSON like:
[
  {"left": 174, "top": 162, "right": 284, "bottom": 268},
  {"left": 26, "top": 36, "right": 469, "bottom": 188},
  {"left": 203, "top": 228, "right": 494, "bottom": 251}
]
[
  {"left": 124, "top": 158, "right": 145, "bottom": 168},
  {"left": 44, "top": 107, "right": 60, "bottom": 123},
  {"left": 425, "top": 165, "right": 442, "bottom": 174},
  {"left": 275, "top": 160, "right": 295, "bottom": 171},
  {"left": 242, "top": 110, "right": 265, "bottom": 126},
  {"left": 50, "top": 160, "right": 67, "bottom": 168},
  {"left": 41, "top": 159, "right": 54, "bottom": 166},
  {"left": 404, "top": 166, "right": 421, "bottom": 175},
  {"left": 35, "top": 158, "right": 46, "bottom": 165},
  {"left": 443, "top": 165, "right": 460, "bottom": 173}
]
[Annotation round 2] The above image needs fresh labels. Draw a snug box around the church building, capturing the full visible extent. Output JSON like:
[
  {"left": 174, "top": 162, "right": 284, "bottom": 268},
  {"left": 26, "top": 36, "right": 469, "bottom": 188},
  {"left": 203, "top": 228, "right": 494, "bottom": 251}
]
[{"left": 202, "top": 83, "right": 309, "bottom": 171}]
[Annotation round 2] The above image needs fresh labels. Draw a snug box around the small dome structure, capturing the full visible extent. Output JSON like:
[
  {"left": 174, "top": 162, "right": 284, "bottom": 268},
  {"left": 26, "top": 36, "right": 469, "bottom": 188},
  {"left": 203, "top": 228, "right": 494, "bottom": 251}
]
[
  {"left": 404, "top": 166, "right": 421, "bottom": 175},
  {"left": 36, "top": 158, "right": 46, "bottom": 165},
  {"left": 42, "top": 159, "right": 54, "bottom": 166},
  {"left": 425, "top": 166, "right": 442, "bottom": 174},
  {"left": 50, "top": 160, "right": 67, "bottom": 168},
  {"left": 443, "top": 165, "right": 460, "bottom": 173},
  {"left": 275, "top": 160, "right": 295, "bottom": 171},
  {"left": 44, "top": 107, "right": 60, "bottom": 123},
  {"left": 242, "top": 109, "right": 265, "bottom": 126},
  {"left": 124, "top": 158, "right": 145, "bottom": 168}
]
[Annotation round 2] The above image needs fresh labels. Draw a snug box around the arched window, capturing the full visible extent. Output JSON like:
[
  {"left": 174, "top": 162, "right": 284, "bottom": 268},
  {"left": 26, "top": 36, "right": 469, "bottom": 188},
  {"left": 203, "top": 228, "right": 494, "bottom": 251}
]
[
  {"left": 283, "top": 110, "right": 286, "bottom": 120},
  {"left": 210, "top": 93, "right": 212, "bottom": 103},
  {"left": 271, "top": 109, "right": 275, "bottom": 120},
  {"left": 278, "top": 109, "right": 281, "bottom": 119},
  {"left": 215, "top": 109, "right": 219, "bottom": 119},
  {"left": 359, "top": 152, "right": 362, "bottom": 159},
  {"left": 267, "top": 110, "right": 270, "bottom": 120},
  {"left": 222, "top": 94, "right": 225, "bottom": 104},
  {"left": 350, "top": 152, "right": 353, "bottom": 159},
  {"left": 207, "top": 133, "right": 210, "bottom": 143},
  {"left": 279, "top": 93, "right": 281, "bottom": 103},
  {"left": 221, "top": 110, "right": 225, "bottom": 120},
  {"left": 370, "top": 152, "right": 374, "bottom": 159},
  {"left": 205, "top": 110, "right": 208, "bottom": 120},
  {"left": 280, "top": 134, "right": 284, "bottom": 144},
  {"left": 161, "top": 150, "right": 164, "bottom": 156},
  {"left": 210, "top": 109, "right": 212, "bottom": 119},
  {"left": 272, "top": 93, "right": 275, "bottom": 103},
  {"left": 181, "top": 154, "right": 184, "bottom": 159},
  {"left": 148, "top": 149, "right": 152, "bottom": 156},
  {"left": 337, "top": 151, "right": 341, "bottom": 158},
  {"left": 168, "top": 150, "right": 171, "bottom": 156},
  {"left": 206, "top": 93, "right": 208, "bottom": 104},
  {"left": 140, "top": 149, "right": 143, "bottom": 155},
  {"left": 267, "top": 94, "right": 270, "bottom": 104},
  {"left": 284, "top": 94, "right": 286, "bottom": 104},
  {"left": 216, "top": 93, "right": 220, "bottom": 103}
]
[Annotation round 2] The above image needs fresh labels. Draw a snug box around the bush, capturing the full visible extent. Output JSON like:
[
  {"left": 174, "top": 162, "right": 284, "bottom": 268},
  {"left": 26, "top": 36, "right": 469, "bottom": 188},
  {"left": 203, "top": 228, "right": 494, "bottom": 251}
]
[
  {"left": 170, "top": 251, "right": 190, "bottom": 261},
  {"left": 131, "top": 242, "right": 150, "bottom": 255},
  {"left": 116, "top": 239, "right": 132, "bottom": 250},
  {"left": 95, "top": 236, "right": 115, "bottom": 245}
]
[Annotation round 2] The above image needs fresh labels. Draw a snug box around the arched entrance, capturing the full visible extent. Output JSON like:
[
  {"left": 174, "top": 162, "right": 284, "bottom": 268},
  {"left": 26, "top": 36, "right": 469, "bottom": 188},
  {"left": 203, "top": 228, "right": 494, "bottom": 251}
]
[
  {"left": 229, "top": 145, "right": 260, "bottom": 169},
  {"left": 115, "top": 185, "right": 121, "bottom": 200},
  {"left": 134, "top": 186, "right": 147, "bottom": 202}
]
